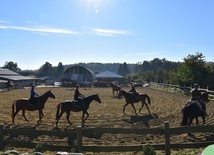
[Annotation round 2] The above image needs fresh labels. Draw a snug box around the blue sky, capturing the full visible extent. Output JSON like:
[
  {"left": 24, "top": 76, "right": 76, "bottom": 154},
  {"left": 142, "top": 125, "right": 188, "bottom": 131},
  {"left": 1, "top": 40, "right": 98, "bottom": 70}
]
[{"left": 0, "top": 0, "right": 214, "bottom": 70}]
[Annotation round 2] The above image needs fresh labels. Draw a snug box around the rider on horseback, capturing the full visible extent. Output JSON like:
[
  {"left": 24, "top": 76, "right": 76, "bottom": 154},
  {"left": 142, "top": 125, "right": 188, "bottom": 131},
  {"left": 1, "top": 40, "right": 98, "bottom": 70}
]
[
  {"left": 190, "top": 83, "right": 207, "bottom": 115},
  {"left": 74, "top": 84, "right": 85, "bottom": 108},
  {"left": 129, "top": 82, "right": 139, "bottom": 102},
  {"left": 29, "top": 84, "right": 39, "bottom": 107}
]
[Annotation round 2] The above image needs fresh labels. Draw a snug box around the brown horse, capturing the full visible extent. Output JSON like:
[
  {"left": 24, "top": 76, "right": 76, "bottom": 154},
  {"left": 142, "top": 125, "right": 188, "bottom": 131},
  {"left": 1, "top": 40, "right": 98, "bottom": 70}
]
[
  {"left": 55, "top": 94, "right": 101, "bottom": 126},
  {"left": 118, "top": 90, "right": 151, "bottom": 115},
  {"left": 110, "top": 83, "right": 121, "bottom": 97},
  {"left": 12, "top": 90, "right": 56, "bottom": 124},
  {"left": 181, "top": 91, "right": 209, "bottom": 126}
]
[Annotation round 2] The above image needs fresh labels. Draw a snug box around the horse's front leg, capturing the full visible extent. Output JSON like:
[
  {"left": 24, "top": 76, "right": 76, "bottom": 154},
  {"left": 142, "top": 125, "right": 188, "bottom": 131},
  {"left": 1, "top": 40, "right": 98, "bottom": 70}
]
[
  {"left": 22, "top": 109, "right": 29, "bottom": 122},
  {"left": 123, "top": 103, "right": 129, "bottom": 114},
  {"left": 83, "top": 111, "right": 89, "bottom": 121},
  {"left": 38, "top": 110, "right": 43, "bottom": 124},
  {"left": 66, "top": 111, "right": 72, "bottom": 125}
]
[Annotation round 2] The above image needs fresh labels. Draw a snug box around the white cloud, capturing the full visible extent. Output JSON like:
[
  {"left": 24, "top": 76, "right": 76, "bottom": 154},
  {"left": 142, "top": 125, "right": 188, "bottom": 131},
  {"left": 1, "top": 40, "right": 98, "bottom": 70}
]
[
  {"left": 0, "top": 24, "right": 79, "bottom": 35},
  {"left": 88, "top": 28, "right": 131, "bottom": 36}
]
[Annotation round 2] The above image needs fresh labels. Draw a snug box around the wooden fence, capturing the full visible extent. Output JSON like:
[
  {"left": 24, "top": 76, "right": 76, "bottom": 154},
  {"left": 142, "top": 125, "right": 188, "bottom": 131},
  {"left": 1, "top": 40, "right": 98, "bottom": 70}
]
[
  {"left": 1, "top": 122, "right": 214, "bottom": 155},
  {"left": 150, "top": 82, "right": 214, "bottom": 100}
]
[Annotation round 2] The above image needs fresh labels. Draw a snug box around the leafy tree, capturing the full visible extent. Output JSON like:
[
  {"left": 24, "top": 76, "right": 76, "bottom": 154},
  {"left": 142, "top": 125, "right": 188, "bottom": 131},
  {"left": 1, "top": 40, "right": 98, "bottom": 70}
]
[
  {"left": 3, "top": 61, "right": 19, "bottom": 72},
  {"left": 38, "top": 62, "right": 52, "bottom": 77},
  {"left": 117, "top": 62, "right": 130, "bottom": 76},
  {"left": 176, "top": 52, "right": 208, "bottom": 87},
  {"left": 57, "top": 62, "right": 64, "bottom": 75}
]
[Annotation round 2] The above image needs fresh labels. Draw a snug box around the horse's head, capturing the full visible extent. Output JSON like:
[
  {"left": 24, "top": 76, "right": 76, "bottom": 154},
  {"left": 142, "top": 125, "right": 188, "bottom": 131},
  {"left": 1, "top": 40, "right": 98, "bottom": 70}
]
[
  {"left": 47, "top": 90, "right": 56, "bottom": 99},
  {"left": 94, "top": 94, "right": 101, "bottom": 103},
  {"left": 201, "top": 91, "right": 209, "bottom": 103}
]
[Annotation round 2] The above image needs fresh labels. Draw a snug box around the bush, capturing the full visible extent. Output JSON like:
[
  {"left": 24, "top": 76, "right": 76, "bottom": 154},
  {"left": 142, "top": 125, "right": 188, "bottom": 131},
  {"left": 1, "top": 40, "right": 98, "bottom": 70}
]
[{"left": 143, "top": 144, "right": 156, "bottom": 155}]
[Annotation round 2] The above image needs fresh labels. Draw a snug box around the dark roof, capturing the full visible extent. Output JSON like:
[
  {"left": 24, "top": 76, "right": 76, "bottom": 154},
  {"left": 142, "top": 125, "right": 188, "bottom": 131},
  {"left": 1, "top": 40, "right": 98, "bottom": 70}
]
[
  {"left": 0, "top": 68, "right": 35, "bottom": 81},
  {"left": 95, "top": 71, "right": 124, "bottom": 78}
]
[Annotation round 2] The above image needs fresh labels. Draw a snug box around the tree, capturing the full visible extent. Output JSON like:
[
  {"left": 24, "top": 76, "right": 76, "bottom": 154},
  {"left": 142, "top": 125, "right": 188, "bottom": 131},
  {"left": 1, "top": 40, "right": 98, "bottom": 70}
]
[
  {"left": 176, "top": 52, "right": 208, "bottom": 87},
  {"left": 57, "top": 62, "right": 64, "bottom": 75},
  {"left": 117, "top": 62, "right": 130, "bottom": 76},
  {"left": 3, "top": 61, "right": 19, "bottom": 72},
  {"left": 38, "top": 62, "right": 52, "bottom": 77}
]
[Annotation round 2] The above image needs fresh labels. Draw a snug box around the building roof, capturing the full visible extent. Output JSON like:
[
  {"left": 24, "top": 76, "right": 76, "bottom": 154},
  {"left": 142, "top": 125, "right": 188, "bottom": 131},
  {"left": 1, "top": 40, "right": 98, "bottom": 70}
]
[
  {"left": 95, "top": 71, "right": 124, "bottom": 78},
  {"left": 0, "top": 68, "right": 19, "bottom": 75},
  {"left": 0, "top": 68, "right": 35, "bottom": 81}
]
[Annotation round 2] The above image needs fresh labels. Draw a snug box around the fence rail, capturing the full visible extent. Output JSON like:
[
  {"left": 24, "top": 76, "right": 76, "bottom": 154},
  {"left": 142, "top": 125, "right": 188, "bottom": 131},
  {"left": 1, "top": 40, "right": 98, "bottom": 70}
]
[
  {"left": 1, "top": 122, "right": 214, "bottom": 155},
  {"left": 150, "top": 82, "right": 214, "bottom": 100}
]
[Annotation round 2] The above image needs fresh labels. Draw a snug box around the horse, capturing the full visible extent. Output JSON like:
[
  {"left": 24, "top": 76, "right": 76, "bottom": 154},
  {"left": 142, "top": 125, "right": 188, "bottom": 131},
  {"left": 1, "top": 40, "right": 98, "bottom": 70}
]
[
  {"left": 55, "top": 94, "right": 101, "bottom": 126},
  {"left": 181, "top": 91, "right": 209, "bottom": 126},
  {"left": 110, "top": 83, "right": 121, "bottom": 97},
  {"left": 11, "top": 90, "right": 56, "bottom": 124},
  {"left": 118, "top": 90, "right": 151, "bottom": 115}
]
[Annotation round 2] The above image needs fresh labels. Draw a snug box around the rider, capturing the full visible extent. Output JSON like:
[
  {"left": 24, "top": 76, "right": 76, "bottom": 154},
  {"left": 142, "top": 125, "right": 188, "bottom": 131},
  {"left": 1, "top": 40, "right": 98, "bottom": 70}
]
[
  {"left": 29, "top": 84, "right": 39, "bottom": 106},
  {"left": 190, "top": 83, "right": 207, "bottom": 115},
  {"left": 74, "top": 84, "right": 84, "bottom": 108},
  {"left": 129, "top": 82, "right": 139, "bottom": 102}
]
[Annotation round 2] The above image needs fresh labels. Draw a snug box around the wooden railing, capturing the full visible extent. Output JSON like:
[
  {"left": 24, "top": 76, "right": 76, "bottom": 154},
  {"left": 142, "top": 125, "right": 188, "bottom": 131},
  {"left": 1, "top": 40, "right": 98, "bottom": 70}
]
[
  {"left": 1, "top": 122, "right": 214, "bottom": 155},
  {"left": 150, "top": 82, "right": 214, "bottom": 100}
]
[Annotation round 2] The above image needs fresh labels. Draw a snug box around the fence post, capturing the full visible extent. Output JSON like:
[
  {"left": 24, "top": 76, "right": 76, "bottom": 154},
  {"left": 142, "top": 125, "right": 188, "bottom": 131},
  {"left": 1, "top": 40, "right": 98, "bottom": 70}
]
[
  {"left": 76, "top": 126, "right": 83, "bottom": 152},
  {"left": 0, "top": 124, "right": 4, "bottom": 150},
  {"left": 164, "top": 121, "right": 170, "bottom": 155}
]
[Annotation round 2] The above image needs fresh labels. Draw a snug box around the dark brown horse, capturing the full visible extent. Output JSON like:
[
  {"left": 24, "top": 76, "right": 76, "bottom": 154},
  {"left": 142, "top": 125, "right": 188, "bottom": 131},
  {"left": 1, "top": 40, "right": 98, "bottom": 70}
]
[
  {"left": 55, "top": 94, "right": 101, "bottom": 126},
  {"left": 110, "top": 83, "right": 121, "bottom": 97},
  {"left": 118, "top": 90, "right": 151, "bottom": 115},
  {"left": 181, "top": 91, "right": 209, "bottom": 126},
  {"left": 12, "top": 90, "right": 56, "bottom": 124}
]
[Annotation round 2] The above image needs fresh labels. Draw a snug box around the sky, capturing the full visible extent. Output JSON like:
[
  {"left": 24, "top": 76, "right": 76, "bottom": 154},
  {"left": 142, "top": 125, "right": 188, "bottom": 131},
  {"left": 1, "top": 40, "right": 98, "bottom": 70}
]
[{"left": 0, "top": 0, "right": 214, "bottom": 70}]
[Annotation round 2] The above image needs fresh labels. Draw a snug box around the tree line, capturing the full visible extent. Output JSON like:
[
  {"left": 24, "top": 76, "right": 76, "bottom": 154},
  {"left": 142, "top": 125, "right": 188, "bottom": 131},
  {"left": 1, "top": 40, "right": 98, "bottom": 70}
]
[{"left": 2, "top": 52, "right": 214, "bottom": 89}]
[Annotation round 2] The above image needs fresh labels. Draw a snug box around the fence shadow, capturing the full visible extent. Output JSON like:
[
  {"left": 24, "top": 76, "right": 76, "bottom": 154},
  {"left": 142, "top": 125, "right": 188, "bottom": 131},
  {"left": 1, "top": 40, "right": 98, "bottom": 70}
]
[{"left": 122, "top": 113, "right": 158, "bottom": 127}]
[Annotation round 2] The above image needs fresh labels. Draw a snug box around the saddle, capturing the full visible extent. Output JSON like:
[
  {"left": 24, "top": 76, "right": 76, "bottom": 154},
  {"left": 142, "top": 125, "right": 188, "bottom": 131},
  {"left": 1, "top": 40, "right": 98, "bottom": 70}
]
[
  {"left": 28, "top": 98, "right": 39, "bottom": 107},
  {"left": 129, "top": 92, "right": 140, "bottom": 101},
  {"left": 73, "top": 100, "right": 85, "bottom": 108}
]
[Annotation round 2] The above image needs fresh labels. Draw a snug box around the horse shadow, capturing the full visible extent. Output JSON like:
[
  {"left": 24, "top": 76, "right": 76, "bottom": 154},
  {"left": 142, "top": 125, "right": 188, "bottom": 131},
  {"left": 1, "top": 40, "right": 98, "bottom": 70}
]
[{"left": 122, "top": 113, "right": 158, "bottom": 128}]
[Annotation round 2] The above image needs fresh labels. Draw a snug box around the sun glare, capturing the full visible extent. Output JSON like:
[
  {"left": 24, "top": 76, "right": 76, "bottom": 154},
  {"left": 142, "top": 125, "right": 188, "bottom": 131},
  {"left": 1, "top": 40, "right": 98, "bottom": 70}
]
[{"left": 83, "top": 0, "right": 107, "bottom": 14}]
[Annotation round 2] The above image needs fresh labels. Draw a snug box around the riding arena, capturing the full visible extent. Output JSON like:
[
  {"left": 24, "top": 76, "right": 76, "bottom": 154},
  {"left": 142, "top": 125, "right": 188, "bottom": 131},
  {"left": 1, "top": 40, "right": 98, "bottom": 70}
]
[{"left": 0, "top": 85, "right": 214, "bottom": 154}]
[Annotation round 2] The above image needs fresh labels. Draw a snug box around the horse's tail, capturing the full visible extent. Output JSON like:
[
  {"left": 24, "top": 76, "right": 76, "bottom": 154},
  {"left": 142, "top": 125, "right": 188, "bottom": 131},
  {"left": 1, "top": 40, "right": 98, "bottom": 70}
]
[
  {"left": 11, "top": 100, "right": 17, "bottom": 119},
  {"left": 145, "top": 94, "right": 151, "bottom": 105},
  {"left": 181, "top": 106, "right": 189, "bottom": 126},
  {"left": 56, "top": 103, "right": 61, "bottom": 120}
]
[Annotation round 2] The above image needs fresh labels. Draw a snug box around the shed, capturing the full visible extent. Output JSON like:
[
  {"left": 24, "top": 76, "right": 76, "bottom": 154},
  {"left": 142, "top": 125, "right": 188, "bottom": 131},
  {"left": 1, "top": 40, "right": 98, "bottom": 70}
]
[
  {"left": 95, "top": 71, "right": 126, "bottom": 87},
  {"left": 0, "top": 68, "right": 36, "bottom": 88}
]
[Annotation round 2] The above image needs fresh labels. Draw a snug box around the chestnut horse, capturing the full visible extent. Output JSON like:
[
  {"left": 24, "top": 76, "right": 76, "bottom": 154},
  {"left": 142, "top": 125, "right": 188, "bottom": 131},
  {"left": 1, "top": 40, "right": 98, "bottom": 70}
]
[
  {"left": 118, "top": 90, "right": 151, "bottom": 115},
  {"left": 55, "top": 94, "right": 101, "bottom": 126},
  {"left": 12, "top": 90, "right": 56, "bottom": 124}
]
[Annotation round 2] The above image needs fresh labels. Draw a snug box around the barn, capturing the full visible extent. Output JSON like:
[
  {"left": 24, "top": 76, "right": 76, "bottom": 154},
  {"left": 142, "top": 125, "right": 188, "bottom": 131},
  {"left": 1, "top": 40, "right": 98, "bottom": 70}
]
[
  {"left": 61, "top": 65, "right": 95, "bottom": 85},
  {"left": 94, "top": 71, "right": 126, "bottom": 87},
  {"left": 0, "top": 68, "right": 36, "bottom": 89}
]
